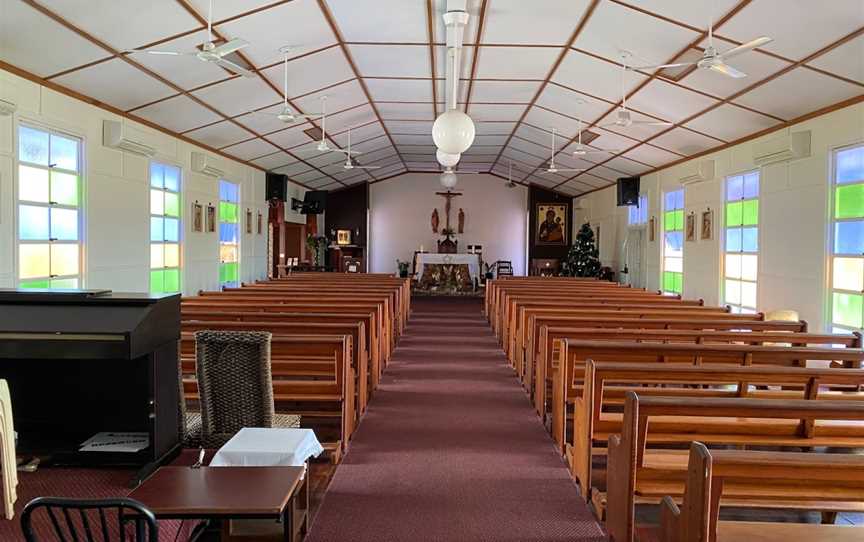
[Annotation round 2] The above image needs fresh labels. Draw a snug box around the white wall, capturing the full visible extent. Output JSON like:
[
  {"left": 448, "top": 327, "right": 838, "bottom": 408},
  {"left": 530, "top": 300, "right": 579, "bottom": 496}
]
[
  {"left": 0, "top": 67, "right": 302, "bottom": 295},
  {"left": 576, "top": 101, "right": 864, "bottom": 331},
  {"left": 370, "top": 172, "right": 529, "bottom": 275}
]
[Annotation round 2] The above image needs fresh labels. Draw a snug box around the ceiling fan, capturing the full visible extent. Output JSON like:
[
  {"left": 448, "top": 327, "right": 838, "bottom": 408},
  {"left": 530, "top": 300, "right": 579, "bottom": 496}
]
[
  {"left": 315, "top": 97, "right": 339, "bottom": 153},
  {"left": 505, "top": 160, "right": 517, "bottom": 188},
  {"left": 601, "top": 53, "right": 673, "bottom": 130},
  {"left": 250, "top": 47, "right": 322, "bottom": 124},
  {"left": 572, "top": 118, "right": 619, "bottom": 157},
  {"left": 540, "top": 128, "right": 587, "bottom": 174},
  {"left": 629, "top": 4, "right": 771, "bottom": 78},
  {"left": 339, "top": 127, "right": 379, "bottom": 170},
  {"left": 125, "top": 0, "right": 255, "bottom": 78}
]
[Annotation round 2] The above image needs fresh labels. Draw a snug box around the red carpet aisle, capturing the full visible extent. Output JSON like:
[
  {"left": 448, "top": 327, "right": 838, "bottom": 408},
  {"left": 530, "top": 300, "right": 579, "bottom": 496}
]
[{"left": 306, "top": 297, "right": 606, "bottom": 542}]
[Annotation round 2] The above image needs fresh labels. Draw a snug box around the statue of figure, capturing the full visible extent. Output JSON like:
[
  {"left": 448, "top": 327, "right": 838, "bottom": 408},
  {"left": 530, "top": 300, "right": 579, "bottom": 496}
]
[
  {"left": 458, "top": 208, "right": 465, "bottom": 234},
  {"left": 431, "top": 208, "right": 439, "bottom": 233}
]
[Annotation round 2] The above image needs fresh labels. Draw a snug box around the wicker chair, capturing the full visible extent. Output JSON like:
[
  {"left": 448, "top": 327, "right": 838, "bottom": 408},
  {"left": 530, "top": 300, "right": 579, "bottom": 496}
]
[{"left": 181, "top": 330, "right": 299, "bottom": 449}]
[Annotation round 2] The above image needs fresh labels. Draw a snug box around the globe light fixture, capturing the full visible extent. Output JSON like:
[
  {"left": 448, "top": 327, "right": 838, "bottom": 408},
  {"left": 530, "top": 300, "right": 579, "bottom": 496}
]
[
  {"left": 436, "top": 149, "right": 461, "bottom": 168},
  {"left": 432, "top": 109, "right": 476, "bottom": 155},
  {"left": 439, "top": 169, "right": 458, "bottom": 190}
]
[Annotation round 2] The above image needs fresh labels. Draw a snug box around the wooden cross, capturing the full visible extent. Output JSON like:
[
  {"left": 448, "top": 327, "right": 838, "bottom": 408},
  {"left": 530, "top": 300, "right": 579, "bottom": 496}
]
[{"left": 435, "top": 191, "right": 463, "bottom": 231}]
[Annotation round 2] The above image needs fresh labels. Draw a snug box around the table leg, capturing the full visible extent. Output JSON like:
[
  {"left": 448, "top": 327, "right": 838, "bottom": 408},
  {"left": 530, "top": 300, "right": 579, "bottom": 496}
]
[{"left": 282, "top": 504, "right": 294, "bottom": 542}]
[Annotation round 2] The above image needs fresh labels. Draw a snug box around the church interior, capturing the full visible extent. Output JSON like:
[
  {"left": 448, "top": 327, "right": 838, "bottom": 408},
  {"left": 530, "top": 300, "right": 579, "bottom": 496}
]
[{"left": 1, "top": 0, "right": 864, "bottom": 540}]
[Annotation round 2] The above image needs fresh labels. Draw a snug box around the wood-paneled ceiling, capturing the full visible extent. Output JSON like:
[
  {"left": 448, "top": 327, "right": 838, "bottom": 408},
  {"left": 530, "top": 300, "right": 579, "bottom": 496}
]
[{"left": 1, "top": 0, "right": 862, "bottom": 195}]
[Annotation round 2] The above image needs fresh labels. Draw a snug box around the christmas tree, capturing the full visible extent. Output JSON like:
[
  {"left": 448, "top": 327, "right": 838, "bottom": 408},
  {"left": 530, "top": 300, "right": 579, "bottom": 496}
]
[{"left": 561, "top": 222, "right": 601, "bottom": 277}]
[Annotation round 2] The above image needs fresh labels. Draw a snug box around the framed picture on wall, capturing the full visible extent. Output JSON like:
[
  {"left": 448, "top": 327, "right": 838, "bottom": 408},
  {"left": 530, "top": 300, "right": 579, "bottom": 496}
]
[
  {"left": 192, "top": 202, "right": 204, "bottom": 232},
  {"left": 700, "top": 209, "right": 713, "bottom": 241},
  {"left": 685, "top": 212, "right": 696, "bottom": 242},
  {"left": 245, "top": 208, "right": 253, "bottom": 234},
  {"left": 648, "top": 216, "right": 656, "bottom": 242},
  {"left": 336, "top": 229, "right": 352, "bottom": 245},
  {"left": 535, "top": 203, "right": 568, "bottom": 245},
  {"left": 257, "top": 211, "right": 263, "bottom": 235},
  {"left": 206, "top": 204, "right": 216, "bottom": 233}
]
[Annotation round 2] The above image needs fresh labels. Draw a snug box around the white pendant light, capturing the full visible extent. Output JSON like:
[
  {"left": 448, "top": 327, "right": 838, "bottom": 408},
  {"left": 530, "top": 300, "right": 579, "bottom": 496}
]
[
  {"left": 440, "top": 169, "right": 459, "bottom": 189},
  {"left": 436, "top": 149, "right": 461, "bottom": 168},
  {"left": 433, "top": 110, "right": 475, "bottom": 155}
]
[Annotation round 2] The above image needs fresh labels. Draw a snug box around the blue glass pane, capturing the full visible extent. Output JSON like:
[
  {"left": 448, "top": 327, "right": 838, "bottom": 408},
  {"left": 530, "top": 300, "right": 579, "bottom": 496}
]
[
  {"left": 673, "top": 189, "right": 684, "bottom": 209},
  {"left": 742, "top": 227, "right": 758, "bottom": 252},
  {"left": 164, "top": 217, "right": 180, "bottom": 242},
  {"left": 19, "top": 126, "right": 49, "bottom": 165},
  {"left": 835, "top": 221, "right": 864, "bottom": 255},
  {"left": 664, "top": 191, "right": 675, "bottom": 210},
  {"left": 726, "top": 228, "right": 742, "bottom": 252},
  {"left": 50, "top": 134, "right": 78, "bottom": 171},
  {"left": 19, "top": 205, "right": 49, "bottom": 240},
  {"left": 727, "top": 176, "right": 743, "bottom": 200},
  {"left": 220, "top": 222, "right": 237, "bottom": 243},
  {"left": 743, "top": 172, "right": 759, "bottom": 198},
  {"left": 150, "top": 163, "right": 164, "bottom": 188},
  {"left": 219, "top": 181, "right": 238, "bottom": 202},
  {"left": 837, "top": 146, "right": 864, "bottom": 184},
  {"left": 150, "top": 217, "right": 164, "bottom": 242},
  {"left": 50, "top": 208, "right": 78, "bottom": 241},
  {"left": 664, "top": 231, "right": 683, "bottom": 251},
  {"left": 164, "top": 165, "right": 180, "bottom": 192}
]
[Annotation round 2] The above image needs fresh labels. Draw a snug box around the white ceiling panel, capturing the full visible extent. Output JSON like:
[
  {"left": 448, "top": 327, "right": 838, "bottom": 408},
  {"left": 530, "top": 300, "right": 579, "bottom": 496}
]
[
  {"left": 574, "top": 0, "right": 700, "bottom": 69},
  {"left": 327, "top": 104, "right": 378, "bottom": 129},
  {"left": 327, "top": 0, "right": 426, "bottom": 42},
  {"left": 589, "top": 165, "right": 627, "bottom": 181},
  {"left": 262, "top": 47, "right": 354, "bottom": 99},
  {"left": 536, "top": 84, "right": 612, "bottom": 124},
  {"left": 330, "top": 124, "right": 386, "bottom": 146},
  {"left": 134, "top": 94, "right": 222, "bottom": 133},
  {"left": 261, "top": 123, "right": 317, "bottom": 148},
  {"left": 191, "top": 75, "right": 280, "bottom": 117},
  {"left": 600, "top": 156, "right": 651, "bottom": 176},
  {"left": 215, "top": 0, "right": 337, "bottom": 67},
  {"left": 366, "top": 78, "right": 433, "bottom": 102},
  {"left": 294, "top": 79, "right": 365, "bottom": 116},
  {"left": 627, "top": 79, "right": 719, "bottom": 123},
  {"left": 615, "top": 1, "right": 739, "bottom": 29},
  {"left": 649, "top": 127, "right": 722, "bottom": 155},
  {"left": 469, "top": 103, "right": 528, "bottom": 121},
  {"left": 515, "top": 123, "right": 552, "bottom": 146},
  {"left": 273, "top": 162, "right": 315, "bottom": 176},
  {"left": 502, "top": 147, "right": 545, "bottom": 166},
  {"left": 376, "top": 102, "right": 435, "bottom": 120},
  {"left": 252, "top": 152, "right": 295, "bottom": 171},
  {"left": 807, "top": 35, "right": 864, "bottom": 84},
  {"left": 684, "top": 103, "right": 781, "bottom": 142},
  {"left": 474, "top": 47, "right": 560, "bottom": 79},
  {"left": 508, "top": 137, "right": 549, "bottom": 158},
  {"left": 474, "top": 121, "right": 517, "bottom": 135},
  {"left": 622, "top": 143, "right": 683, "bottom": 167},
  {"left": 386, "top": 121, "right": 434, "bottom": 134},
  {"left": 0, "top": 0, "right": 109, "bottom": 77},
  {"left": 393, "top": 134, "right": 435, "bottom": 146},
  {"left": 53, "top": 58, "right": 177, "bottom": 111},
  {"left": 733, "top": 67, "right": 863, "bottom": 120},
  {"left": 185, "top": 120, "right": 252, "bottom": 149},
  {"left": 222, "top": 138, "right": 280, "bottom": 161},
  {"left": 357, "top": 148, "right": 397, "bottom": 163},
  {"left": 474, "top": 134, "right": 512, "bottom": 146},
  {"left": 188, "top": 0, "right": 278, "bottom": 22},
  {"left": 298, "top": 172, "right": 331, "bottom": 184},
  {"left": 590, "top": 128, "right": 640, "bottom": 153},
  {"left": 38, "top": 0, "right": 199, "bottom": 52},
  {"left": 350, "top": 45, "right": 430, "bottom": 78},
  {"left": 553, "top": 50, "right": 648, "bottom": 103},
  {"left": 523, "top": 106, "right": 584, "bottom": 140},
  {"left": 717, "top": 0, "right": 864, "bottom": 61},
  {"left": 481, "top": 0, "right": 592, "bottom": 45},
  {"left": 468, "top": 80, "right": 541, "bottom": 103}
]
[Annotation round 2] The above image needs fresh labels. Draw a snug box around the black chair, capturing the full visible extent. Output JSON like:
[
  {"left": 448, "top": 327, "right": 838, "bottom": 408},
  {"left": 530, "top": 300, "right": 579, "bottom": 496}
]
[
  {"left": 21, "top": 497, "right": 158, "bottom": 542},
  {"left": 496, "top": 260, "right": 514, "bottom": 277}
]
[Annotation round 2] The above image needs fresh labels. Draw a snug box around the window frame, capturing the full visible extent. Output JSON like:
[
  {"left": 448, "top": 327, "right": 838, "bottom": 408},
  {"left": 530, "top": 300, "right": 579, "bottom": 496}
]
[
  {"left": 828, "top": 142, "right": 864, "bottom": 333},
  {"left": 218, "top": 179, "right": 240, "bottom": 288},
  {"left": 662, "top": 188, "right": 685, "bottom": 295},
  {"left": 149, "top": 161, "right": 183, "bottom": 295},
  {"left": 721, "top": 170, "right": 760, "bottom": 314},
  {"left": 15, "top": 122, "right": 85, "bottom": 289}
]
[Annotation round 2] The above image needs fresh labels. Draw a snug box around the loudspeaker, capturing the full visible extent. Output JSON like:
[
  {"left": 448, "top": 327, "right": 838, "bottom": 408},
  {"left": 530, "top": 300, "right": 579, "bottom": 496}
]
[
  {"left": 303, "top": 190, "right": 328, "bottom": 214},
  {"left": 616, "top": 176, "right": 640, "bottom": 206},
  {"left": 265, "top": 172, "right": 287, "bottom": 201}
]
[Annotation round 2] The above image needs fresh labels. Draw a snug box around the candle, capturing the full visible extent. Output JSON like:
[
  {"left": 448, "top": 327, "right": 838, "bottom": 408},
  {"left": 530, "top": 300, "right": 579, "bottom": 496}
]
[{"left": 420, "top": 245, "right": 424, "bottom": 252}]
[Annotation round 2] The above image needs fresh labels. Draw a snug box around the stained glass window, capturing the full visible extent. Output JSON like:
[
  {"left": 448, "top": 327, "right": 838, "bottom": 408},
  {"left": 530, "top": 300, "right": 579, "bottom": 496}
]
[
  {"left": 628, "top": 194, "right": 649, "bottom": 226},
  {"left": 662, "top": 189, "right": 684, "bottom": 295},
  {"left": 724, "top": 171, "right": 759, "bottom": 313},
  {"left": 17, "top": 125, "right": 81, "bottom": 289},
  {"left": 150, "top": 162, "right": 182, "bottom": 294},
  {"left": 219, "top": 180, "right": 239, "bottom": 288},
  {"left": 831, "top": 144, "right": 864, "bottom": 332}
]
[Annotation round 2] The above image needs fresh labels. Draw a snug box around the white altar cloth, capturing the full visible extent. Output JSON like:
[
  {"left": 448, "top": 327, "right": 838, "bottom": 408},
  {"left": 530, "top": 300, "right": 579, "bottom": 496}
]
[
  {"left": 415, "top": 253, "right": 481, "bottom": 281},
  {"left": 210, "top": 427, "right": 324, "bottom": 467}
]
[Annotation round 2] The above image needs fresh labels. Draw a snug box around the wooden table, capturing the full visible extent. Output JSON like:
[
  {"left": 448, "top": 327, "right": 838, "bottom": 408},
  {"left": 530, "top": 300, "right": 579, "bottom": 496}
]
[{"left": 129, "top": 466, "right": 308, "bottom": 541}]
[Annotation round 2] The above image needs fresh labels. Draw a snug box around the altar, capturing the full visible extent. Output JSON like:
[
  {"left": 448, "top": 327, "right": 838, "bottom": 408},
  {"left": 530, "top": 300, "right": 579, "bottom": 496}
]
[
  {"left": 415, "top": 253, "right": 481, "bottom": 293},
  {"left": 415, "top": 253, "right": 481, "bottom": 281}
]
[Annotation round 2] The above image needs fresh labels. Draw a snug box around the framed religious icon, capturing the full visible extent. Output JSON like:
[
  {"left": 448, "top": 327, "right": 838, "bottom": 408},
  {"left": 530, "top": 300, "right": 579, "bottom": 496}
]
[
  {"left": 685, "top": 212, "right": 696, "bottom": 242},
  {"left": 700, "top": 209, "right": 713, "bottom": 241},
  {"left": 257, "top": 211, "right": 263, "bottom": 235},
  {"left": 245, "top": 208, "right": 253, "bottom": 234},
  {"left": 535, "top": 203, "right": 568, "bottom": 245},
  {"left": 192, "top": 202, "right": 204, "bottom": 232},
  {"left": 648, "top": 215, "right": 656, "bottom": 242},
  {"left": 336, "top": 229, "right": 352, "bottom": 245},
  {"left": 206, "top": 204, "right": 216, "bottom": 233}
]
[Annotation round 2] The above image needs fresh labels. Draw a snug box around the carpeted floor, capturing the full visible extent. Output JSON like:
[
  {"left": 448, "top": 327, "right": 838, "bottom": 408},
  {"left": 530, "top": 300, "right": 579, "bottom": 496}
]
[{"left": 306, "top": 296, "right": 606, "bottom": 542}]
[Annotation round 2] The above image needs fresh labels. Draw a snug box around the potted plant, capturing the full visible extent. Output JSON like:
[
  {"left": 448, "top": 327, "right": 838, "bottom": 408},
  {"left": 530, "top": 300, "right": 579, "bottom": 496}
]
[
  {"left": 483, "top": 262, "right": 495, "bottom": 280},
  {"left": 396, "top": 259, "right": 410, "bottom": 278},
  {"left": 306, "top": 233, "right": 329, "bottom": 267}
]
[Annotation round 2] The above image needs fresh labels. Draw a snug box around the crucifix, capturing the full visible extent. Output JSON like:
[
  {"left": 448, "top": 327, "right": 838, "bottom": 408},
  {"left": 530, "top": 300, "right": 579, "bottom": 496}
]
[{"left": 435, "top": 190, "right": 463, "bottom": 233}]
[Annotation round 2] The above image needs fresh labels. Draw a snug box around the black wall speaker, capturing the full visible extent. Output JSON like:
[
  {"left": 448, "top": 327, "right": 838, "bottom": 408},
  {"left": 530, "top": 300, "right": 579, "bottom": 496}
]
[
  {"left": 616, "top": 176, "right": 640, "bottom": 206},
  {"left": 265, "top": 172, "right": 287, "bottom": 201}
]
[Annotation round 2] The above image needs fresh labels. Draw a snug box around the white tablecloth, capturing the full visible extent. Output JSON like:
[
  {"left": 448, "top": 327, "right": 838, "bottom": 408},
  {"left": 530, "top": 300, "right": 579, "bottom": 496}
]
[
  {"left": 210, "top": 428, "right": 324, "bottom": 467},
  {"left": 415, "top": 253, "right": 481, "bottom": 281}
]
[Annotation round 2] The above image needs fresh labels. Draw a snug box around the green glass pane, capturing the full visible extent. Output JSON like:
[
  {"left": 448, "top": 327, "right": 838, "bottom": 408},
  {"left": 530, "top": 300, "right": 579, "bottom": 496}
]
[
  {"left": 673, "top": 272, "right": 683, "bottom": 293},
  {"left": 742, "top": 199, "right": 758, "bottom": 226},
  {"left": 20, "top": 279, "right": 50, "bottom": 289},
  {"left": 664, "top": 211, "right": 675, "bottom": 231},
  {"left": 673, "top": 210, "right": 684, "bottom": 231},
  {"left": 218, "top": 264, "right": 225, "bottom": 284},
  {"left": 50, "top": 171, "right": 79, "bottom": 206},
  {"left": 164, "top": 192, "right": 180, "bottom": 217},
  {"left": 222, "top": 262, "right": 238, "bottom": 282},
  {"left": 726, "top": 201, "right": 743, "bottom": 226},
  {"left": 150, "top": 269, "right": 165, "bottom": 294},
  {"left": 663, "top": 271, "right": 675, "bottom": 292},
  {"left": 220, "top": 202, "right": 238, "bottom": 223},
  {"left": 50, "top": 278, "right": 78, "bottom": 289},
  {"left": 833, "top": 292, "right": 863, "bottom": 328},
  {"left": 163, "top": 268, "right": 180, "bottom": 292},
  {"left": 836, "top": 184, "right": 864, "bottom": 219}
]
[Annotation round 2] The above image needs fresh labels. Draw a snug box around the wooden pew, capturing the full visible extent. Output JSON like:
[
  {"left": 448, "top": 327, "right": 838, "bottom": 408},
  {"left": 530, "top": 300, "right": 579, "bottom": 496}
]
[
  {"left": 551, "top": 340, "right": 864, "bottom": 454},
  {"left": 659, "top": 442, "right": 864, "bottom": 542},
  {"left": 570, "top": 361, "right": 864, "bottom": 508},
  {"left": 605, "top": 393, "right": 864, "bottom": 542},
  {"left": 180, "top": 333, "right": 355, "bottom": 455},
  {"left": 484, "top": 277, "right": 623, "bottom": 322}
]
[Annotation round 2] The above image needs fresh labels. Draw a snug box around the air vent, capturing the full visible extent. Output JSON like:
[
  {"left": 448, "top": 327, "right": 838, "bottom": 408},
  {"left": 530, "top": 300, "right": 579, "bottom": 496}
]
[{"left": 304, "top": 127, "right": 323, "bottom": 141}]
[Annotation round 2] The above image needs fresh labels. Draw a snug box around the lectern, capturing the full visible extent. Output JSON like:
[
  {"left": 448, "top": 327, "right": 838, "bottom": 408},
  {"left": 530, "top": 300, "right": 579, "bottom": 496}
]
[{"left": 0, "top": 290, "right": 181, "bottom": 483}]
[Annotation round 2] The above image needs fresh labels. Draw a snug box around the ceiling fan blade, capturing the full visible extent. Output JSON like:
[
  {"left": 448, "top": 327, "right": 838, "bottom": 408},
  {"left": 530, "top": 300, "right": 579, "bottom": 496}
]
[
  {"left": 213, "top": 57, "right": 256, "bottom": 78},
  {"left": 718, "top": 36, "right": 772, "bottom": 60},
  {"left": 630, "top": 61, "right": 696, "bottom": 71},
  {"left": 209, "top": 38, "right": 250, "bottom": 57},
  {"left": 125, "top": 49, "right": 194, "bottom": 56},
  {"left": 353, "top": 166, "right": 381, "bottom": 170},
  {"left": 332, "top": 148, "right": 362, "bottom": 155},
  {"left": 709, "top": 62, "right": 747, "bottom": 79},
  {"left": 631, "top": 120, "right": 674, "bottom": 127},
  {"left": 293, "top": 113, "right": 322, "bottom": 119}
]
